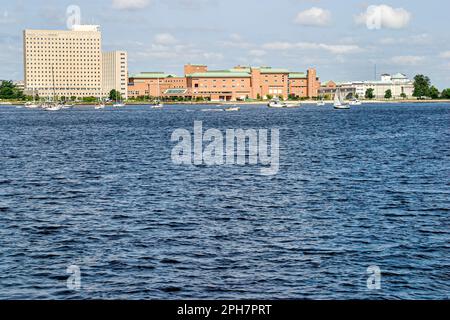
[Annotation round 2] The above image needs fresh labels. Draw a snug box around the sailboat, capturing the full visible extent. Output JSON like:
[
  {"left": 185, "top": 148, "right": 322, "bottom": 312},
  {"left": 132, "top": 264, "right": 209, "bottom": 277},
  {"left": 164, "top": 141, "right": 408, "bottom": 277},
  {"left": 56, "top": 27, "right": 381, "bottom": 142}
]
[
  {"left": 113, "top": 90, "right": 125, "bottom": 107},
  {"left": 95, "top": 98, "right": 105, "bottom": 110},
  {"left": 42, "top": 64, "right": 63, "bottom": 111},
  {"left": 333, "top": 88, "right": 350, "bottom": 110},
  {"left": 151, "top": 78, "right": 164, "bottom": 109},
  {"left": 25, "top": 88, "right": 40, "bottom": 109}
]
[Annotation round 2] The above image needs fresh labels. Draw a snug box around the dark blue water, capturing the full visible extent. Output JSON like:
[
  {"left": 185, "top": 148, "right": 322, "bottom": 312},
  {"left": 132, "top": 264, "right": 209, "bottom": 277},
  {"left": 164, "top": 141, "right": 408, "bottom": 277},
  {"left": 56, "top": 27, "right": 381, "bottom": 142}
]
[{"left": 0, "top": 103, "right": 449, "bottom": 300}]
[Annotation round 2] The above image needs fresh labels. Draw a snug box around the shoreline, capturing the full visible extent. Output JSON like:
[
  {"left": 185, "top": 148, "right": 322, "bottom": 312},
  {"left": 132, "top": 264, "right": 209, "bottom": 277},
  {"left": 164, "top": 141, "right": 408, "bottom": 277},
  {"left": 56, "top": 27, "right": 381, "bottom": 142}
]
[{"left": 1, "top": 99, "right": 450, "bottom": 106}]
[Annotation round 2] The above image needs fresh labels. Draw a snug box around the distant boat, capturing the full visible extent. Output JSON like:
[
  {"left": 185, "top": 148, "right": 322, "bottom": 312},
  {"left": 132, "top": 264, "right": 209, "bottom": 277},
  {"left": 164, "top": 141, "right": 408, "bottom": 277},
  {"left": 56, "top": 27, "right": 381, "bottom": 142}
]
[
  {"left": 349, "top": 99, "right": 362, "bottom": 106},
  {"left": 225, "top": 106, "right": 240, "bottom": 112},
  {"left": 113, "top": 90, "right": 125, "bottom": 107},
  {"left": 151, "top": 77, "right": 164, "bottom": 109},
  {"left": 334, "top": 88, "right": 350, "bottom": 110},
  {"left": 151, "top": 101, "right": 163, "bottom": 109},
  {"left": 25, "top": 89, "right": 39, "bottom": 109},
  {"left": 42, "top": 103, "right": 63, "bottom": 111},
  {"left": 268, "top": 99, "right": 287, "bottom": 108},
  {"left": 317, "top": 98, "right": 326, "bottom": 106}
]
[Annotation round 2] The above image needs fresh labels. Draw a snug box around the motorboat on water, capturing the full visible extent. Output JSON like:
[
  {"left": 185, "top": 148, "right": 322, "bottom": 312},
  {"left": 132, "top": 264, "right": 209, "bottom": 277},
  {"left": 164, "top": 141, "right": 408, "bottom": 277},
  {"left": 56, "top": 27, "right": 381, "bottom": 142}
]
[
  {"left": 317, "top": 99, "right": 326, "bottom": 106},
  {"left": 24, "top": 102, "right": 40, "bottom": 109},
  {"left": 42, "top": 103, "right": 63, "bottom": 111},
  {"left": 225, "top": 106, "right": 240, "bottom": 112},
  {"left": 349, "top": 99, "right": 362, "bottom": 106},
  {"left": 268, "top": 99, "right": 287, "bottom": 108},
  {"left": 151, "top": 100, "right": 164, "bottom": 109},
  {"left": 333, "top": 88, "right": 350, "bottom": 110},
  {"left": 113, "top": 102, "right": 126, "bottom": 108}
]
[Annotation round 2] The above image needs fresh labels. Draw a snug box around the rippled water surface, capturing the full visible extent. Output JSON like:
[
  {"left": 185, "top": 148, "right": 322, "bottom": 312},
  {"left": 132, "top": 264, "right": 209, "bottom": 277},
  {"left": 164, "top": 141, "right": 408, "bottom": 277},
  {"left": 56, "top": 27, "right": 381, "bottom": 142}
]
[{"left": 0, "top": 103, "right": 449, "bottom": 299}]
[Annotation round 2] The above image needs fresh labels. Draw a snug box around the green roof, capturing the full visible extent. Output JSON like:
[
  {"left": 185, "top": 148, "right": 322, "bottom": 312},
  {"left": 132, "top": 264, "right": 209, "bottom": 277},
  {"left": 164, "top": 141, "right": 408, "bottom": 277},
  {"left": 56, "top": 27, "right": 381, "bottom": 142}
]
[
  {"left": 130, "top": 72, "right": 179, "bottom": 79},
  {"left": 260, "top": 68, "right": 290, "bottom": 74},
  {"left": 229, "top": 68, "right": 251, "bottom": 73},
  {"left": 289, "top": 73, "right": 307, "bottom": 79},
  {"left": 187, "top": 72, "right": 251, "bottom": 78}
]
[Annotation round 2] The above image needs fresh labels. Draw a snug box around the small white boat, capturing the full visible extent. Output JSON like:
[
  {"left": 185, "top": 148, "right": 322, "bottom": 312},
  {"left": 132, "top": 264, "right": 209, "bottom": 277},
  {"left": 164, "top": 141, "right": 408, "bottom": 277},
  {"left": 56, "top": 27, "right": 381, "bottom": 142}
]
[
  {"left": 151, "top": 100, "right": 164, "bottom": 109},
  {"left": 334, "top": 88, "right": 350, "bottom": 110},
  {"left": 95, "top": 104, "right": 105, "bottom": 110},
  {"left": 201, "top": 108, "right": 224, "bottom": 112},
  {"left": 24, "top": 103, "right": 40, "bottom": 109},
  {"left": 63, "top": 104, "right": 75, "bottom": 109},
  {"left": 113, "top": 103, "right": 126, "bottom": 108},
  {"left": 225, "top": 106, "right": 240, "bottom": 112},
  {"left": 268, "top": 99, "right": 287, "bottom": 108},
  {"left": 349, "top": 99, "right": 362, "bottom": 106},
  {"left": 317, "top": 99, "right": 326, "bottom": 106},
  {"left": 43, "top": 104, "right": 63, "bottom": 111}
]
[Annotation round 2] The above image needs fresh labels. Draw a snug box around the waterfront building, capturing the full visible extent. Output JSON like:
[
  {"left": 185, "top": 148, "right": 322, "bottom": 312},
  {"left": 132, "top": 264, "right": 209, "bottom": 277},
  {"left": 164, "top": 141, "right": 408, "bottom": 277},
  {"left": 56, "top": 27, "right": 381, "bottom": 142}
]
[
  {"left": 127, "top": 72, "right": 187, "bottom": 98},
  {"left": 23, "top": 25, "right": 102, "bottom": 99},
  {"left": 320, "top": 73, "right": 414, "bottom": 99},
  {"left": 128, "top": 64, "right": 321, "bottom": 101},
  {"left": 102, "top": 51, "right": 128, "bottom": 100}
]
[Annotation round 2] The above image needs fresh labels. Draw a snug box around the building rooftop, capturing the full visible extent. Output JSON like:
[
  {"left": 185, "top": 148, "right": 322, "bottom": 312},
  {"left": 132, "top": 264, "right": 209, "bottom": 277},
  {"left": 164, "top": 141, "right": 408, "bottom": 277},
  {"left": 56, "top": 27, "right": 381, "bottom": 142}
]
[
  {"left": 130, "top": 72, "right": 180, "bottom": 79},
  {"left": 260, "top": 67, "right": 290, "bottom": 74},
  {"left": 289, "top": 72, "right": 307, "bottom": 79},
  {"left": 187, "top": 71, "right": 251, "bottom": 78}
]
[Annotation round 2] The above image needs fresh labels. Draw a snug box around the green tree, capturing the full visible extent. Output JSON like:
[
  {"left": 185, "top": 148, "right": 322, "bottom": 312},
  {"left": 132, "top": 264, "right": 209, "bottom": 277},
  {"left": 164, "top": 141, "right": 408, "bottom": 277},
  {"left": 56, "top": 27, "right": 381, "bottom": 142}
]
[
  {"left": 429, "top": 86, "right": 440, "bottom": 99},
  {"left": 384, "top": 89, "right": 392, "bottom": 99},
  {"left": 0, "top": 81, "right": 25, "bottom": 100},
  {"left": 365, "top": 88, "right": 375, "bottom": 99},
  {"left": 256, "top": 93, "right": 261, "bottom": 100},
  {"left": 400, "top": 93, "right": 407, "bottom": 99},
  {"left": 413, "top": 74, "right": 431, "bottom": 98},
  {"left": 441, "top": 88, "right": 450, "bottom": 99},
  {"left": 109, "top": 89, "right": 121, "bottom": 101}
]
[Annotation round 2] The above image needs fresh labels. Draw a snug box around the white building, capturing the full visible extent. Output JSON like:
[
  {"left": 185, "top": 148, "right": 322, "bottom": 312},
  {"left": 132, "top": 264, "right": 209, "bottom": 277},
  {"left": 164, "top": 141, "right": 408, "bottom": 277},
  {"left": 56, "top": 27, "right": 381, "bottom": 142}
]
[
  {"left": 102, "top": 51, "right": 128, "bottom": 100},
  {"left": 24, "top": 25, "right": 128, "bottom": 100},
  {"left": 23, "top": 25, "right": 102, "bottom": 99},
  {"left": 342, "top": 73, "right": 414, "bottom": 99}
]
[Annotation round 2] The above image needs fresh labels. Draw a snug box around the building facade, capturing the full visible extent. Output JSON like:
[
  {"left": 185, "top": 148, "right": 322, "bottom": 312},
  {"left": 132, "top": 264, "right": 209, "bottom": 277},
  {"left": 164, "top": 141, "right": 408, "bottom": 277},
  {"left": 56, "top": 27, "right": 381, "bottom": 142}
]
[
  {"left": 23, "top": 25, "right": 102, "bottom": 99},
  {"left": 128, "top": 64, "right": 321, "bottom": 101},
  {"left": 128, "top": 73, "right": 187, "bottom": 98},
  {"left": 102, "top": 51, "right": 128, "bottom": 100},
  {"left": 320, "top": 73, "right": 414, "bottom": 99}
]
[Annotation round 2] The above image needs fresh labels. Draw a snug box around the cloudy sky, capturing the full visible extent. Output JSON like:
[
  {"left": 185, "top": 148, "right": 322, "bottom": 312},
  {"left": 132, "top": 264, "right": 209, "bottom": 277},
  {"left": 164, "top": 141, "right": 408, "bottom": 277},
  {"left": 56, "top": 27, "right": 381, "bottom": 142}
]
[{"left": 1, "top": 0, "right": 450, "bottom": 88}]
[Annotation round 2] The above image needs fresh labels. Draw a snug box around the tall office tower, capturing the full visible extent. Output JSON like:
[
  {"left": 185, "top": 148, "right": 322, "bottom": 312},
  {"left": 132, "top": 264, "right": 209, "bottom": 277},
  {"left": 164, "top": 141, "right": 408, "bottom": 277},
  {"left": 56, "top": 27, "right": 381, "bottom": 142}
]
[
  {"left": 23, "top": 25, "right": 102, "bottom": 99},
  {"left": 102, "top": 51, "right": 128, "bottom": 100}
]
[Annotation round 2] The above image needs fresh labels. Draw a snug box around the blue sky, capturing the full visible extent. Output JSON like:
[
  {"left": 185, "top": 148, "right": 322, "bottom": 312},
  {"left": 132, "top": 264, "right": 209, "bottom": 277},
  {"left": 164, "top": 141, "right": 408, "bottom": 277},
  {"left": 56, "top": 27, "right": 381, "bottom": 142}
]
[{"left": 1, "top": 0, "right": 450, "bottom": 88}]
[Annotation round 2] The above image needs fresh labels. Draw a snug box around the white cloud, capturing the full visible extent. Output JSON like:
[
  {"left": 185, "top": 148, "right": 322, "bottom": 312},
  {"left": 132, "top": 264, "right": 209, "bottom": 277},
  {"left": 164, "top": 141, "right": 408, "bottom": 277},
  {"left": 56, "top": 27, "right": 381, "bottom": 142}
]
[
  {"left": 390, "top": 55, "right": 425, "bottom": 65},
  {"left": 355, "top": 5, "right": 411, "bottom": 30},
  {"left": 154, "top": 33, "right": 178, "bottom": 45},
  {"left": 262, "top": 41, "right": 362, "bottom": 54},
  {"left": 439, "top": 51, "right": 450, "bottom": 59},
  {"left": 248, "top": 49, "right": 266, "bottom": 57},
  {"left": 219, "top": 34, "right": 252, "bottom": 49},
  {"left": 112, "top": 0, "right": 151, "bottom": 10},
  {"left": 294, "top": 7, "right": 331, "bottom": 27},
  {"left": 380, "top": 33, "right": 431, "bottom": 45}
]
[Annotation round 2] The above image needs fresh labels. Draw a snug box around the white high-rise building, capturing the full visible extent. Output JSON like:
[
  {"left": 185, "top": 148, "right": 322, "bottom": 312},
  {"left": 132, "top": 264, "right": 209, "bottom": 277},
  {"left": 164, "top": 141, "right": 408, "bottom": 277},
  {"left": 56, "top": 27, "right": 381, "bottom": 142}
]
[
  {"left": 23, "top": 25, "right": 102, "bottom": 99},
  {"left": 102, "top": 51, "right": 128, "bottom": 100}
]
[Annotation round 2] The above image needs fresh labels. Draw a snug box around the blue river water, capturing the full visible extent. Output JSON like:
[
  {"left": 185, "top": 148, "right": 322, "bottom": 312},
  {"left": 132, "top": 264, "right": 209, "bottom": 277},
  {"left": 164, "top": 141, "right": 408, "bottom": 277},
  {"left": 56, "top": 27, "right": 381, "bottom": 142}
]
[{"left": 0, "top": 103, "right": 449, "bottom": 300}]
